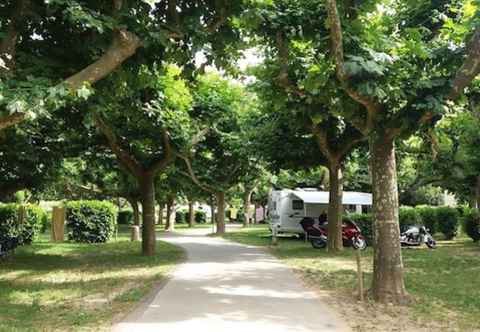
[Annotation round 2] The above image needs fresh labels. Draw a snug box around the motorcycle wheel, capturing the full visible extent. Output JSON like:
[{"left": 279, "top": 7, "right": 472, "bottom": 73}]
[
  {"left": 311, "top": 238, "right": 327, "bottom": 249},
  {"left": 352, "top": 237, "right": 367, "bottom": 250},
  {"left": 426, "top": 238, "right": 437, "bottom": 249}
]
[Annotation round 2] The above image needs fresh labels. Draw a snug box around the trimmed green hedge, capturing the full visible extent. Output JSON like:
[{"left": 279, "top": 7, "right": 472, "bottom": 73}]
[
  {"left": 349, "top": 205, "right": 462, "bottom": 243},
  {"left": 416, "top": 206, "right": 437, "bottom": 235},
  {"left": 462, "top": 208, "right": 480, "bottom": 242},
  {"left": 348, "top": 213, "right": 374, "bottom": 245},
  {"left": 118, "top": 210, "right": 133, "bottom": 225},
  {"left": 195, "top": 211, "right": 207, "bottom": 223},
  {"left": 0, "top": 204, "right": 46, "bottom": 252},
  {"left": 175, "top": 211, "right": 186, "bottom": 224},
  {"left": 436, "top": 207, "right": 459, "bottom": 240},
  {"left": 66, "top": 201, "right": 117, "bottom": 243},
  {"left": 399, "top": 207, "right": 421, "bottom": 231}
]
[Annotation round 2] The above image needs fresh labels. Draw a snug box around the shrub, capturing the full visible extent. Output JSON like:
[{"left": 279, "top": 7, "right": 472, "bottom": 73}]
[
  {"left": 462, "top": 208, "right": 480, "bottom": 242},
  {"left": 66, "top": 201, "right": 117, "bottom": 243},
  {"left": 41, "top": 211, "right": 51, "bottom": 234},
  {"left": 24, "top": 205, "right": 46, "bottom": 244},
  {"left": 348, "top": 213, "right": 374, "bottom": 245},
  {"left": 416, "top": 206, "right": 437, "bottom": 235},
  {"left": 436, "top": 206, "right": 459, "bottom": 240},
  {"left": 0, "top": 204, "right": 45, "bottom": 251},
  {"left": 118, "top": 210, "right": 133, "bottom": 225},
  {"left": 175, "top": 211, "right": 186, "bottom": 224},
  {"left": 195, "top": 211, "right": 207, "bottom": 224},
  {"left": 399, "top": 206, "right": 421, "bottom": 231}
]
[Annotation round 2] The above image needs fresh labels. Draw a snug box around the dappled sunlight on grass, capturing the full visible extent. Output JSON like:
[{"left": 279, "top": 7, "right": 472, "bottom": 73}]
[
  {"left": 0, "top": 235, "right": 184, "bottom": 331},
  {"left": 224, "top": 226, "right": 480, "bottom": 330}
]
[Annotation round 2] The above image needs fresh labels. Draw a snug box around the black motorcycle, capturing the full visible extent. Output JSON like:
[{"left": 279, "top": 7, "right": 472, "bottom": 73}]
[{"left": 400, "top": 225, "right": 436, "bottom": 249}]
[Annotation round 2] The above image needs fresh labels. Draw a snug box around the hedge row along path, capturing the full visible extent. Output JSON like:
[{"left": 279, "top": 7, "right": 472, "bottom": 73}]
[{"left": 113, "top": 227, "right": 349, "bottom": 332}]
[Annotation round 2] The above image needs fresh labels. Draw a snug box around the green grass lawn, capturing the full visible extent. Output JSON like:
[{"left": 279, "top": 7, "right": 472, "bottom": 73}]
[
  {"left": 0, "top": 228, "right": 184, "bottom": 332},
  {"left": 223, "top": 225, "right": 480, "bottom": 331}
]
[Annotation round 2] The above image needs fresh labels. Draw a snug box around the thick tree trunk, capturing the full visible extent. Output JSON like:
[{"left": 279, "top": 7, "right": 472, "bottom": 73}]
[
  {"left": 243, "top": 189, "right": 254, "bottom": 227},
  {"left": 165, "top": 197, "right": 175, "bottom": 231},
  {"left": 188, "top": 201, "right": 195, "bottom": 228},
  {"left": 131, "top": 200, "right": 140, "bottom": 226},
  {"left": 370, "top": 134, "right": 409, "bottom": 304},
  {"left": 327, "top": 163, "right": 344, "bottom": 252},
  {"left": 139, "top": 175, "right": 156, "bottom": 256},
  {"left": 157, "top": 204, "right": 164, "bottom": 225},
  {"left": 216, "top": 192, "right": 226, "bottom": 234},
  {"left": 210, "top": 199, "right": 216, "bottom": 224}
]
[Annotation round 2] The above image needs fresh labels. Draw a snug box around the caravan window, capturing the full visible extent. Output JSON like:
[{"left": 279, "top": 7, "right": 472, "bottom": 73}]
[{"left": 292, "top": 200, "right": 304, "bottom": 210}]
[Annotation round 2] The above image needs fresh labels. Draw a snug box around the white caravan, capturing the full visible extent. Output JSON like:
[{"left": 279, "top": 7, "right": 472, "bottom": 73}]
[{"left": 268, "top": 188, "right": 373, "bottom": 234}]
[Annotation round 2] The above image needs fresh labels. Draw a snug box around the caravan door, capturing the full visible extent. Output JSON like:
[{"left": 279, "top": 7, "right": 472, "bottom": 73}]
[{"left": 278, "top": 194, "right": 305, "bottom": 233}]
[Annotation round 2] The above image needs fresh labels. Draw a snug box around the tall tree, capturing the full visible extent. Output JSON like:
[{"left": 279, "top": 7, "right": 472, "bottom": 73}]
[
  {"left": 89, "top": 64, "right": 194, "bottom": 255},
  {"left": 179, "top": 73, "right": 256, "bottom": 234},
  {"left": 323, "top": 0, "right": 479, "bottom": 302},
  {"left": 247, "top": 1, "right": 366, "bottom": 250}
]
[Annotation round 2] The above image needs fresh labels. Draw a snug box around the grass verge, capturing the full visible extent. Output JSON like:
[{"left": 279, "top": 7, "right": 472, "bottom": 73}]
[
  {"left": 223, "top": 225, "right": 480, "bottom": 331},
  {"left": 0, "top": 229, "right": 184, "bottom": 332}
]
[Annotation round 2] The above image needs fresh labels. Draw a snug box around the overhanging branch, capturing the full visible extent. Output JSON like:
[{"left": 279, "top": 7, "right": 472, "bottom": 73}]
[
  {"left": 447, "top": 27, "right": 480, "bottom": 101},
  {"left": 176, "top": 152, "right": 215, "bottom": 193},
  {"left": 94, "top": 114, "right": 144, "bottom": 177},
  {"left": 325, "top": 0, "right": 381, "bottom": 129},
  {"left": 147, "top": 129, "right": 175, "bottom": 175}
]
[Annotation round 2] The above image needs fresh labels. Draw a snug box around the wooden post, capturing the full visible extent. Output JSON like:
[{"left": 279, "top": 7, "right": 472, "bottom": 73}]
[
  {"left": 51, "top": 207, "right": 65, "bottom": 242},
  {"left": 355, "top": 248, "right": 364, "bottom": 301}
]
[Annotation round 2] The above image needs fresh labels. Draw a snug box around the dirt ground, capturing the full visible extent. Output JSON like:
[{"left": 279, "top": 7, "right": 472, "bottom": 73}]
[{"left": 296, "top": 272, "right": 474, "bottom": 332}]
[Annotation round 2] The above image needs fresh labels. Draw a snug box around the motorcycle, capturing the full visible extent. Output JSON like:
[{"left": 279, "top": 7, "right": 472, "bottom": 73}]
[
  {"left": 400, "top": 225, "right": 436, "bottom": 249},
  {"left": 300, "top": 217, "right": 367, "bottom": 250}
]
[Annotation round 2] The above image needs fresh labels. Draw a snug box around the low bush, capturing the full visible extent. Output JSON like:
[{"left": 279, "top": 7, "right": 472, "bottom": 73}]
[
  {"left": 0, "top": 204, "right": 45, "bottom": 252},
  {"left": 24, "top": 205, "right": 46, "bottom": 244},
  {"left": 399, "top": 206, "right": 421, "bottom": 231},
  {"left": 348, "top": 213, "right": 374, "bottom": 245},
  {"left": 41, "top": 211, "right": 51, "bottom": 234},
  {"left": 436, "top": 206, "right": 459, "bottom": 240},
  {"left": 118, "top": 210, "right": 133, "bottom": 225},
  {"left": 416, "top": 206, "right": 438, "bottom": 235},
  {"left": 195, "top": 211, "right": 207, "bottom": 224},
  {"left": 175, "top": 211, "right": 186, "bottom": 224},
  {"left": 462, "top": 208, "right": 480, "bottom": 242},
  {"left": 66, "top": 201, "right": 117, "bottom": 243}
]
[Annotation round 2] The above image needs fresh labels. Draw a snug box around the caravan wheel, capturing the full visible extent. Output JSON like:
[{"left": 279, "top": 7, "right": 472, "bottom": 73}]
[{"left": 311, "top": 238, "right": 327, "bottom": 249}]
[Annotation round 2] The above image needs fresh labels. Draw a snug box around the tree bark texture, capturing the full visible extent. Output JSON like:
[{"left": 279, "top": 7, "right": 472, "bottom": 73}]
[
  {"left": 370, "top": 134, "right": 409, "bottom": 304},
  {"left": 210, "top": 199, "right": 216, "bottom": 224},
  {"left": 188, "top": 201, "right": 195, "bottom": 228},
  {"left": 131, "top": 200, "right": 140, "bottom": 226},
  {"left": 327, "top": 164, "right": 344, "bottom": 252},
  {"left": 139, "top": 175, "right": 156, "bottom": 256},
  {"left": 165, "top": 196, "right": 175, "bottom": 232},
  {"left": 216, "top": 191, "right": 226, "bottom": 234}
]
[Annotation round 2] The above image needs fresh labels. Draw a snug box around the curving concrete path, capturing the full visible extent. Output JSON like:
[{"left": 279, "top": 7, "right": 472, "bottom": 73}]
[{"left": 113, "top": 227, "right": 350, "bottom": 332}]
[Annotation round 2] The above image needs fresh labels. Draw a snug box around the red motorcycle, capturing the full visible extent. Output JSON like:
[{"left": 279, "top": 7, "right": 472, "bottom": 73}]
[{"left": 300, "top": 217, "right": 367, "bottom": 250}]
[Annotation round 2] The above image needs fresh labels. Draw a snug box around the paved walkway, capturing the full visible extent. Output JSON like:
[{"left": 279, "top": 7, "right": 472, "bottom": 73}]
[{"left": 113, "top": 227, "right": 349, "bottom": 332}]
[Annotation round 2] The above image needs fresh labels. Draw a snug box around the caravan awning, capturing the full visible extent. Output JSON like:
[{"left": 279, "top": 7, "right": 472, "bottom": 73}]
[{"left": 292, "top": 191, "right": 372, "bottom": 205}]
